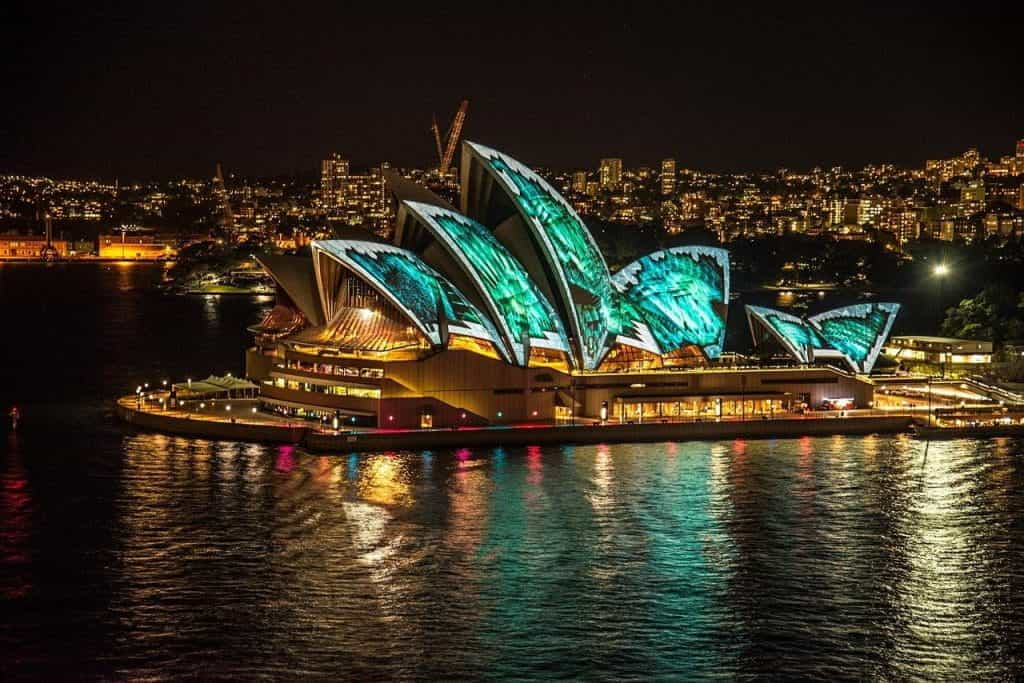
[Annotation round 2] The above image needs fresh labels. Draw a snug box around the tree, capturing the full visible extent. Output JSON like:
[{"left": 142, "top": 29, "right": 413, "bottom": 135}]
[{"left": 940, "top": 284, "right": 1024, "bottom": 346}]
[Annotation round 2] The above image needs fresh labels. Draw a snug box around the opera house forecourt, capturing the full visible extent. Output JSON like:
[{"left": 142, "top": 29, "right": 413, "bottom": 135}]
[{"left": 243, "top": 141, "right": 903, "bottom": 430}]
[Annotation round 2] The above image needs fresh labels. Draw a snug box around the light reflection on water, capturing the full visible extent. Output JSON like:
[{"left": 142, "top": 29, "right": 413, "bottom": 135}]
[
  {"left": 18, "top": 435, "right": 995, "bottom": 678},
  {"left": 3, "top": 261, "right": 1023, "bottom": 678}
]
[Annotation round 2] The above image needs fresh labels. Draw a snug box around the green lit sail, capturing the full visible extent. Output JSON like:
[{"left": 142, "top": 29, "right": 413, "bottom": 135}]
[
  {"left": 746, "top": 305, "right": 824, "bottom": 363},
  {"left": 313, "top": 240, "right": 506, "bottom": 356},
  {"left": 402, "top": 201, "right": 569, "bottom": 366},
  {"left": 468, "top": 142, "right": 614, "bottom": 369},
  {"left": 613, "top": 247, "right": 730, "bottom": 359},
  {"left": 747, "top": 303, "right": 900, "bottom": 373},
  {"left": 608, "top": 292, "right": 662, "bottom": 355},
  {"left": 809, "top": 303, "right": 900, "bottom": 373}
]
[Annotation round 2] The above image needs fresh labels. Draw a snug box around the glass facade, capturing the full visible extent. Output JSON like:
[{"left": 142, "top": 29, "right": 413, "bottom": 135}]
[
  {"left": 402, "top": 201, "right": 569, "bottom": 365},
  {"left": 612, "top": 246, "right": 730, "bottom": 359},
  {"left": 468, "top": 142, "right": 614, "bottom": 369}
]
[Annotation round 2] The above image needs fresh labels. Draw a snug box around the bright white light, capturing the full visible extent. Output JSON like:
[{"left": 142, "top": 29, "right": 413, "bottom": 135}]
[{"left": 934, "top": 263, "right": 949, "bottom": 277}]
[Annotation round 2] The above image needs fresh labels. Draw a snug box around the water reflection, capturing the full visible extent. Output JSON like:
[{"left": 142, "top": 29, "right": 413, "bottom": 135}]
[
  {"left": 95, "top": 434, "right": 1024, "bottom": 678},
  {"left": 1, "top": 432, "right": 33, "bottom": 599}
]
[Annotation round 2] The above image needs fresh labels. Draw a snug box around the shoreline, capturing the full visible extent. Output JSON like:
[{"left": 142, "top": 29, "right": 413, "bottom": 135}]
[{"left": 116, "top": 397, "right": 917, "bottom": 452}]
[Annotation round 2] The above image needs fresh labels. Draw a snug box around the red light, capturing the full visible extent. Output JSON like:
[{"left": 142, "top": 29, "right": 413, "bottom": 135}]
[
  {"left": 531, "top": 410, "right": 538, "bottom": 416},
  {"left": 461, "top": 412, "right": 466, "bottom": 419},
  {"left": 388, "top": 415, "right": 394, "bottom": 421}
]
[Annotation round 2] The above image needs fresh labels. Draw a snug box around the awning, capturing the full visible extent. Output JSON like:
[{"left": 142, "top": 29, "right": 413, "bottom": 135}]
[{"left": 172, "top": 375, "right": 259, "bottom": 397}]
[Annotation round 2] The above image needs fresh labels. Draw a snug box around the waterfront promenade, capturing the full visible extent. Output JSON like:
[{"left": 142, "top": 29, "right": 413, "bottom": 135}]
[{"left": 117, "top": 393, "right": 917, "bottom": 452}]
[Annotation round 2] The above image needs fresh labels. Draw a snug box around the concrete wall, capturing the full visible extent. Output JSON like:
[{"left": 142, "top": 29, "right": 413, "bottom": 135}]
[{"left": 117, "top": 402, "right": 308, "bottom": 443}]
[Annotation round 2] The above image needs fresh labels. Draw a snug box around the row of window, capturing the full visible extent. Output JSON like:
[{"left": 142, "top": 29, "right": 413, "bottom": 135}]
[
  {"left": 266, "top": 377, "right": 381, "bottom": 399},
  {"left": 280, "top": 360, "right": 384, "bottom": 378}
]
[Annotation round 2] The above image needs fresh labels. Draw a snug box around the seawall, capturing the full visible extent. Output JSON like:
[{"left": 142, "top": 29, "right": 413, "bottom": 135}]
[
  {"left": 116, "top": 402, "right": 309, "bottom": 443},
  {"left": 117, "top": 400, "right": 914, "bottom": 452},
  {"left": 308, "top": 416, "right": 914, "bottom": 451}
]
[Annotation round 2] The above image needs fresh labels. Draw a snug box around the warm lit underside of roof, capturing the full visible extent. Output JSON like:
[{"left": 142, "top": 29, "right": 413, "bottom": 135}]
[{"left": 287, "top": 307, "right": 427, "bottom": 353}]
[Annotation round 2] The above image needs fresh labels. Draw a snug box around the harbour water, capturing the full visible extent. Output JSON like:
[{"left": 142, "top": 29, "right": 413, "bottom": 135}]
[{"left": 2, "top": 263, "right": 1023, "bottom": 679}]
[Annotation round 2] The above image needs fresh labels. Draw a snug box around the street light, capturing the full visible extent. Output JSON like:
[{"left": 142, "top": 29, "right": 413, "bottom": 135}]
[{"left": 933, "top": 263, "right": 950, "bottom": 332}]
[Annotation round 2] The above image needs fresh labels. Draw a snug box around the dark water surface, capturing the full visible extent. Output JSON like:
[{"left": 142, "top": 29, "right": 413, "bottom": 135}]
[{"left": 2, "top": 263, "right": 1023, "bottom": 680}]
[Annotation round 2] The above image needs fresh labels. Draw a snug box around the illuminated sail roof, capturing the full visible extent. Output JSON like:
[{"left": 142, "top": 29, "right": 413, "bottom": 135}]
[
  {"left": 613, "top": 246, "right": 730, "bottom": 359},
  {"left": 746, "top": 303, "right": 900, "bottom": 373},
  {"left": 254, "top": 254, "right": 324, "bottom": 325},
  {"left": 746, "top": 305, "right": 824, "bottom": 364},
  {"left": 311, "top": 240, "right": 507, "bottom": 360},
  {"left": 401, "top": 201, "right": 569, "bottom": 366},
  {"left": 464, "top": 141, "right": 615, "bottom": 369},
  {"left": 809, "top": 303, "right": 900, "bottom": 374}
]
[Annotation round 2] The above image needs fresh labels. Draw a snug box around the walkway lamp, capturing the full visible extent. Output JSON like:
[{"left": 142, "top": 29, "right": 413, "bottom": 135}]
[{"left": 933, "top": 262, "right": 950, "bottom": 325}]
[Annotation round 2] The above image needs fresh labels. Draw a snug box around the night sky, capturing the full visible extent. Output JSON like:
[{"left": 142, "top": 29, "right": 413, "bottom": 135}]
[{"left": 2, "top": 1, "right": 1021, "bottom": 179}]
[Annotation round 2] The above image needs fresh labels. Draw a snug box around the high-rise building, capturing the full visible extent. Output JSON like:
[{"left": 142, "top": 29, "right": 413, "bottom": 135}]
[
  {"left": 571, "top": 171, "right": 588, "bottom": 194},
  {"left": 599, "top": 158, "right": 622, "bottom": 189},
  {"left": 960, "top": 180, "right": 985, "bottom": 205},
  {"left": 1019, "top": 183, "right": 1024, "bottom": 210},
  {"left": 660, "top": 159, "right": 676, "bottom": 196},
  {"left": 1017, "top": 139, "right": 1024, "bottom": 159},
  {"left": 321, "top": 153, "right": 350, "bottom": 210}
]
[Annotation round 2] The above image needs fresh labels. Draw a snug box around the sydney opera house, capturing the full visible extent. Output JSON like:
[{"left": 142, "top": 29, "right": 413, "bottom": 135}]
[{"left": 246, "top": 142, "right": 900, "bottom": 428}]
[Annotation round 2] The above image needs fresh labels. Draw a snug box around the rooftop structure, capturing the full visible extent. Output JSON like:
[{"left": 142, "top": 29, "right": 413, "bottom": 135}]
[
  {"left": 746, "top": 302, "right": 900, "bottom": 373},
  {"left": 248, "top": 141, "right": 899, "bottom": 428}
]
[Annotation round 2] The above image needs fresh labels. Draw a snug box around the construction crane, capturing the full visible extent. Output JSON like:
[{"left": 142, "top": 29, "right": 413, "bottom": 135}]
[
  {"left": 431, "top": 115, "right": 445, "bottom": 169},
  {"left": 431, "top": 100, "right": 469, "bottom": 177}
]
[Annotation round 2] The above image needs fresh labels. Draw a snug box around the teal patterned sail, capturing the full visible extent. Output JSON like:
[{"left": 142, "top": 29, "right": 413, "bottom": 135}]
[
  {"left": 613, "top": 246, "right": 730, "bottom": 359},
  {"left": 809, "top": 303, "right": 900, "bottom": 373},
  {"left": 312, "top": 240, "right": 507, "bottom": 359},
  {"left": 746, "top": 303, "right": 900, "bottom": 372},
  {"left": 746, "top": 305, "right": 824, "bottom": 363},
  {"left": 401, "top": 201, "right": 569, "bottom": 366},
  {"left": 465, "top": 142, "right": 615, "bottom": 369}
]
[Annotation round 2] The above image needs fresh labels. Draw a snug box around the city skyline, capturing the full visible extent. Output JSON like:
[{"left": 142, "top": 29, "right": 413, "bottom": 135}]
[{"left": 2, "top": 2, "right": 1022, "bottom": 178}]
